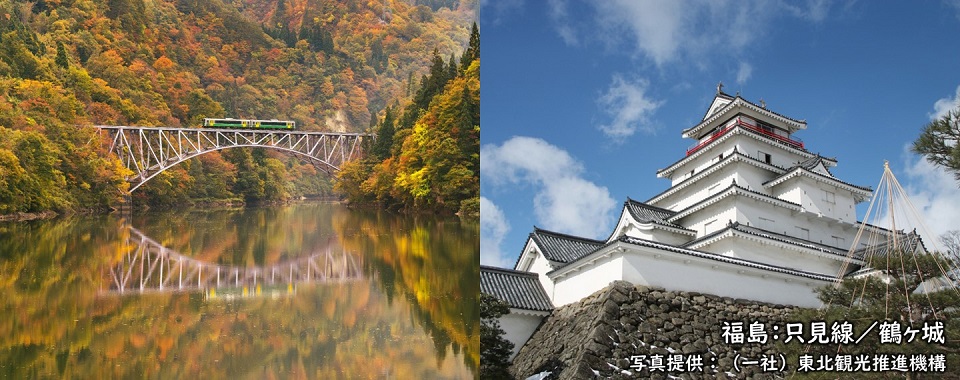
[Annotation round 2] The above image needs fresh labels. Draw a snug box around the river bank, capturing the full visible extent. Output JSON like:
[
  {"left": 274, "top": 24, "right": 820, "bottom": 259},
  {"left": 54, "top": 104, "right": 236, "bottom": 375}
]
[{"left": 0, "top": 210, "right": 60, "bottom": 222}]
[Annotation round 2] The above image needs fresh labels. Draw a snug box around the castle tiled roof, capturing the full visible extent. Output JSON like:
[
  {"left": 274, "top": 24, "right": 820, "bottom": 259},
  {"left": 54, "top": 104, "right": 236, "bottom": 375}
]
[
  {"left": 684, "top": 95, "right": 807, "bottom": 140},
  {"left": 795, "top": 154, "right": 837, "bottom": 173},
  {"left": 615, "top": 235, "right": 838, "bottom": 282},
  {"left": 667, "top": 183, "right": 803, "bottom": 222},
  {"left": 649, "top": 149, "right": 783, "bottom": 204},
  {"left": 763, "top": 163, "right": 872, "bottom": 194},
  {"left": 854, "top": 231, "right": 926, "bottom": 261},
  {"left": 624, "top": 198, "right": 688, "bottom": 230},
  {"left": 685, "top": 222, "right": 852, "bottom": 259},
  {"left": 527, "top": 227, "right": 604, "bottom": 264},
  {"left": 481, "top": 266, "right": 553, "bottom": 311},
  {"left": 658, "top": 121, "right": 815, "bottom": 178}
]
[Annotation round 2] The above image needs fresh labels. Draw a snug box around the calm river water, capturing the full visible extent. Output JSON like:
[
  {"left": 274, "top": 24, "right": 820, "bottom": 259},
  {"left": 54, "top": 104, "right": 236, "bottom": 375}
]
[{"left": 0, "top": 203, "right": 479, "bottom": 378}]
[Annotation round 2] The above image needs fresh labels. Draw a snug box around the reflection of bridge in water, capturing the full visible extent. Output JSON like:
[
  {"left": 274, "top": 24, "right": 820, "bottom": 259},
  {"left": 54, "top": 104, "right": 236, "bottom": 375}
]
[{"left": 100, "top": 227, "right": 362, "bottom": 298}]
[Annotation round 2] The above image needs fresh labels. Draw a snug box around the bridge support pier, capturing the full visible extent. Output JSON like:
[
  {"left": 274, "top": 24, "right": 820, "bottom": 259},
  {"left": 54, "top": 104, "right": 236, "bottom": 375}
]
[{"left": 114, "top": 194, "right": 133, "bottom": 214}]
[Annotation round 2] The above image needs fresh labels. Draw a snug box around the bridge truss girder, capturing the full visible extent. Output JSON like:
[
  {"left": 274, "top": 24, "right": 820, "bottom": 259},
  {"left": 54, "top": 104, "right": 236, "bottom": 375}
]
[
  {"left": 101, "top": 227, "right": 363, "bottom": 296},
  {"left": 97, "top": 126, "right": 370, "bottom": 192}
]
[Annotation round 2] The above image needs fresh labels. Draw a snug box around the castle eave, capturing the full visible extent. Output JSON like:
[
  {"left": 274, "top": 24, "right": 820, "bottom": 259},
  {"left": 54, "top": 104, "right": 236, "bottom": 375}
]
[
  {"left": 550, "top": 236, "right": 841, "bottom": 283},
  {"left": 683, "top": 97, "right": 807, "bottom": 140},
  {"left": 667, "top": 184, "right": 802, "bottom": 222},
  {"left": 763, "top": 167, "right": 873, "bottom": 198},
  {"left": 658, "top": 124, "right": 814, "bottom": 178},
  {"left": 649, "top": 151, "right": 784, "bottom": 204}
]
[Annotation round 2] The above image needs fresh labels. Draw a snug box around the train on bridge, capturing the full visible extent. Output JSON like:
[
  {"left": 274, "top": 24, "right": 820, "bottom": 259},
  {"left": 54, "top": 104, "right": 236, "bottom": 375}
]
[{"left": 202, "top": 118, "right": 296, "bottom": 130}]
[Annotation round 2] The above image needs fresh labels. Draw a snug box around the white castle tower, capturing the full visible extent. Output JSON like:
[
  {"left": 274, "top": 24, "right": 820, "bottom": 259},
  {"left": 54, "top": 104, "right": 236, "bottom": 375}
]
[
  {"left": 480, "top": 85, "right": 928, "bottom": 358},
  {"left": 505, "top": 85, "right": 916, "bottom": 308}
]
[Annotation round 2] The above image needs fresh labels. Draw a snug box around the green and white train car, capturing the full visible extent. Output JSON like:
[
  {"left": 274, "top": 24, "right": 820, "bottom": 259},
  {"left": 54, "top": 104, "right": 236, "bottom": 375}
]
[{"left": 202, "top": 118, "right": 296, "bottom": 130}]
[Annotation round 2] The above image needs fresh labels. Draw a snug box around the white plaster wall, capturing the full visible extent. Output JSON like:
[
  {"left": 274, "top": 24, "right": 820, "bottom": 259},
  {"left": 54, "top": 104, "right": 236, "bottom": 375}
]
[
  {"left": 501, "top": 311, "right": 546, "bottom": 360},
  {"left": 770, "top": 175, "right": 860, "bottom": 224},
  {"left": 795, "top": 179, "right": 858, "bottom": 223},
  {"left": 702, "top": 235, "right": 847, "bottom": 276},
  {"left": 772, "top": 186, "right": 803, "bottom": 205},
  {"left": 662, "top": 165, "right": 738, "bottom": 211},
  {"left": 669, "top": 140, "right": 738, "bottom": 186},
  {"left": 619, "top": 247, "right": 826, "bottom": 307},
  {"left": 525, "top": 252, "right": 557, "bottom": 300},
  {"left": 682, "top": 203, "right": 737, "bottom": 237},
  {"left": 734, "top": 134, "right": 807, "bottom": 169},
  {"left": 692, "top": 146, "right": 737, "bottom": 173},
  {"left": 740, "top": 200, "right": 800, "bottom": 235},
  {"left": 550, "top": 254, "right": 625, "bottom": 306},
  {"left": 650, "top": 229, "right": 694, "bottom": 246},
  {"left": 733, "top": 162, "right": 778, "bottom": 194},
  {"left": 769, "top": 179, "right": 864, "bottom": 249}
]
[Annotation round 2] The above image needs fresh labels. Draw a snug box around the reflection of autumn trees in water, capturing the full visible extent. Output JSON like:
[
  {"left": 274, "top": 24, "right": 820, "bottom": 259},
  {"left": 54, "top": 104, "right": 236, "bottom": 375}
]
[
  {"left": 0, "top": 204, "right": 476, "bottom": 378},
  {"left": 332, "top": 206, "right": 480, "bottom": 374}
]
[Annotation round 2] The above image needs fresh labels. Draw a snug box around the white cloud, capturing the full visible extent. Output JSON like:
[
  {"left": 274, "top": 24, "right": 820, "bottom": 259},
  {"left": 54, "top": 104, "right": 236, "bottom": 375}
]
[
  {"left": 480, "top": 197, "right": 513, "bottom": 268},
  {"left": 736, "top": 61, "right": 753, "bottom": 85},
  {"left": 571, "top": 1, "right": 834, "bottom": 67},
  {"left": 481, "top": 136, "right": 582, "bottom": 185},
  {"left": 592, "top": 0, "right": 686, "bottom": 66},
  {"left": 783, "top": 0, "right": 832, "bottom": 22},
  {"left": 480, "top": 0, "right": 524, "bottom": 25},
  {"left": 547, "top": 0, "right": 578, "bottom": 45},
  {"left": 899, "top": 153, "right": 960, "bottom": 251},
  {"left": 947, "top": 0, "right": 960, "bottom": 20},
  {"left": 534, "top": 177, "right": 616, "bottom": 239},
  {"left": 481, "top": 137, "right": 617, "bottom": 241},
  {"left": 931, "top": 85, "right": 960, "bottom": 120},
  {"left": 596, "top": 74, "right": 663, "bottom": 140},
  {"left": 889, "top": 87, "right": 960, "bottom": 251}
]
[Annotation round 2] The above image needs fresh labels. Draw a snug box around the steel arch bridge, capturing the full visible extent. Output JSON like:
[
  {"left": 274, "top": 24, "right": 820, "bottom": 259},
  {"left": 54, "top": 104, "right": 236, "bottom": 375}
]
[
  {"left": 100, "top": 227, "right": 363, "bottom": 297},
  {"left": 96, "top": 126, "right": 372, "bottom": 192}
]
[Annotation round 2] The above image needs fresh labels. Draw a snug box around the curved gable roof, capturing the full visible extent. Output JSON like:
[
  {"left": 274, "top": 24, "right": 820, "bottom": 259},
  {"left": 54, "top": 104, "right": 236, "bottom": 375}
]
[
  {"left": 625, "top": 198, "right": 687, "bottom": 230},
  {"left": 529, "top": 227, "right": 604, "bottom": 264}
]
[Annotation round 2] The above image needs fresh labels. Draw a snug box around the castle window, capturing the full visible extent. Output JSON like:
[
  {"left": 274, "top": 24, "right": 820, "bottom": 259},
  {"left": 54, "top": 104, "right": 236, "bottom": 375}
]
[
  {"left": 795, "top": 226, "right": 810, "bottom": 240},
  {"left": 759, "top": 150, "right": 771, "bottom": 164},
  {"left": 832, "top": 236, "right": 845, "bottom": 247},
  {"left": 823, "top": 190, "right": 836, "bottom": 204},
  {"left": 704, "top": 219, "right": 717, "bottom": 234}
]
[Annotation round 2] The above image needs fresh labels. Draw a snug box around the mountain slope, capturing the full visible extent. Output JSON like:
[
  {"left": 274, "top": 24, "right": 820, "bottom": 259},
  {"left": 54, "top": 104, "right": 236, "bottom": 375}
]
[{"left": 0, "top": 0, "right": 474, "bottom": 211}]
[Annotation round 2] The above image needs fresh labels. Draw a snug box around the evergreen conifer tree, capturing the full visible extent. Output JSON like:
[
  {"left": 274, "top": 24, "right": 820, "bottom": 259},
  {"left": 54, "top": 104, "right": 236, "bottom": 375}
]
[
  {"left": 372, "top": 107, "right": 396, "bottom": 160},
  {"left": 447, "top": 53, "right": 458, "bottom": 80},
  {"left": 913, "top": 105, "right": 960, "bottom": 182},
  {"left": 55, "top": 41, "right": 69, "bottom": 68},
  {"left": 460, "top": 22, "right": 479, "bottom": 72}
]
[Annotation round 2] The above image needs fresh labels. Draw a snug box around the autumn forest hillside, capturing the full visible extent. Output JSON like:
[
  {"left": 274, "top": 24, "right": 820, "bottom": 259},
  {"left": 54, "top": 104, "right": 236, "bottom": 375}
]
[{"left": 0, "top": 0, "right": 475, "bottom": 212}]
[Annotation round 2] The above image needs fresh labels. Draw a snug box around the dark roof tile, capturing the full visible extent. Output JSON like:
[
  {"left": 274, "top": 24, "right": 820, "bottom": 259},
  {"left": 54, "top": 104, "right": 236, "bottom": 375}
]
[
  {"left": 625, "top": 198, "right": 688, "bottom": 230},
  {"left": 480, "top": 266, "right": 553, "bottom": 311},
  {"left": 529, "top": 227, "right": 604, "bottom": 264},
  {"left": 854, "top": 231, "right": 926, "bottom": 261}
]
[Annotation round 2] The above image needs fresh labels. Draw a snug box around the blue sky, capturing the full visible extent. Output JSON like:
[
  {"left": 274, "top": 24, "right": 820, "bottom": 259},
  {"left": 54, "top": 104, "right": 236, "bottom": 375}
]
[{"left": 479, "top": 0, "right": 960, "bottom": 268}]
